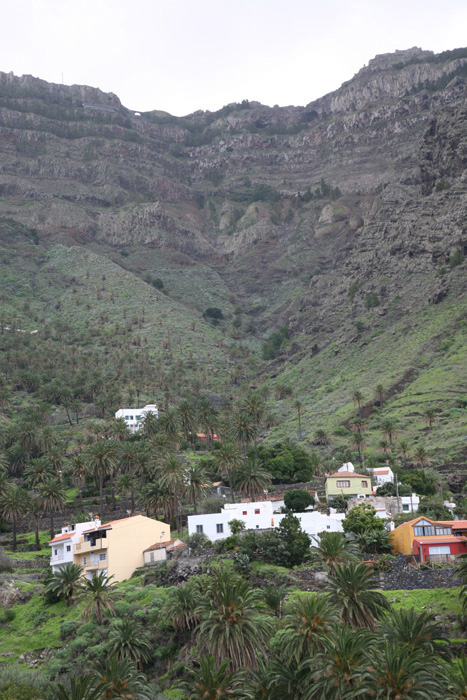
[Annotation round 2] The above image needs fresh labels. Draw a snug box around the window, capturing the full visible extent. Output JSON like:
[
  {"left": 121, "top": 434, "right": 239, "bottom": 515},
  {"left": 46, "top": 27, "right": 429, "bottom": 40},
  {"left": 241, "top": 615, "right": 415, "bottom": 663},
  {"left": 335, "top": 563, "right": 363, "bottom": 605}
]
[
  {"left": 255, "top": 509, "right": 260, "bottom": 514},
  {"left": 414, "top": 526, "right": 435, "bottom": 536},
  {"left": 216, "top": 524, "right": 224, "bottom": 534},
  {"left": 196, "top": 525, "right": 203, "bottom": 533},
  {"left": 403, "top": 504, "right": 409, "bottom": 511},
  {"left": 336, "top": 480, "right": 350, "bottom": 488},
  {"left": 66, "top": 545, "right": 71, "bottom": 552},
  {"left": 135, "top": 415, "right": 141, "bottom": 420},
  {"left": 435, "top": 527, "right": 451, "bottom": 535},
  {"left": 327, "top": 525, "right": 331, "bottom": 529},
  {"left": 361, "top": 481, "right": 368, "bottom": 488},
  {"left": 99, "top": 552, "right": 106, "bottom": 561},
  {"left": 54, "top": 549, "right": 58, "bottom": 556},
  {"left": 125, "top": 416, "right": 130, "bottom": 420},
  {"left": 242, "top": 511, "right": 247, "bottom": 515},
  {"left": 428, "top": 546, "right": 450, "bottom": 555},
  {"left": 83, "top": 556, "right": 87, "bottom": 565},
  {"left": 256, "top": 525, "right": 259, "bottom": 529}
]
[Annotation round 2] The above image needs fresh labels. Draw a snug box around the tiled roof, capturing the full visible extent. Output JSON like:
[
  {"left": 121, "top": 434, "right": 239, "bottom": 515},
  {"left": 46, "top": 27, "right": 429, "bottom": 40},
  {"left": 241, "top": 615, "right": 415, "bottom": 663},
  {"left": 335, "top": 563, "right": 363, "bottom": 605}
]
[
  {"left": 393, "top": 516, "right": 455, "bottom": 530},
  {"left": 413, "top": 536, "right": 467, "bottom": 544},
  {"left": 452, "top": 521, "right": 467, "bottom": 529},
  {"left": 82, "top": 515, "right": 141, "bottom": 534},
  {"left": 374, "top": 469, "right": 390, "bottom": 474},
  {"left": 49, "top": 532, "right": 73, "bottom": 544},
  {"left": 326, "top": 471, "right": 369, "bottom": 479},
  {"left": 143, "top": 539, "right": 185, "bottom": 553}
]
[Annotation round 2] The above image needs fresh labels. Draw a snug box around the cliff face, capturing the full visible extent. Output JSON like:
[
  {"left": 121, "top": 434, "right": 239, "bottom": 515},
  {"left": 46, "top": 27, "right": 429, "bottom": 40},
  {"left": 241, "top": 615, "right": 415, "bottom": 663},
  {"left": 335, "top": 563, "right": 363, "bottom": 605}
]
[{"left": 0, "top": 47, "right": 466, "bottom": 342}]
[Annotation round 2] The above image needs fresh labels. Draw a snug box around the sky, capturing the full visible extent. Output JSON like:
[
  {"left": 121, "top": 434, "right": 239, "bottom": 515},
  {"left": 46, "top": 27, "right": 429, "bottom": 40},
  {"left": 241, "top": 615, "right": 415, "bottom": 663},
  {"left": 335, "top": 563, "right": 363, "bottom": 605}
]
[{"left": 2, "top": 0, "right": 467, "bottom": 116}]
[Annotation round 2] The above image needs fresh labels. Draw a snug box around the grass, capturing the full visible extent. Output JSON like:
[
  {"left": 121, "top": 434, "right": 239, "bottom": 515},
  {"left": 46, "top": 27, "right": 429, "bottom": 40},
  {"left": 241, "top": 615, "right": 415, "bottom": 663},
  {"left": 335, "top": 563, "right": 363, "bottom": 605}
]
[
  {"left": 5, "top": 531, "right": 51, "bottom": 561},
  {"left": 380, "top": 587, "right": 462, "bottom": 616}
]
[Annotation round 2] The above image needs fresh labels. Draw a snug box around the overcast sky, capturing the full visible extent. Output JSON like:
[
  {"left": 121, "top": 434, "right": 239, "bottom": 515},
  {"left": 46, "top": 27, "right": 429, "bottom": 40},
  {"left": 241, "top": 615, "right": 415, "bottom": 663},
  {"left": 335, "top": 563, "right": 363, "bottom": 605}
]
[{"left": 2, "top": 0, "right": 466, "bottom": 116}]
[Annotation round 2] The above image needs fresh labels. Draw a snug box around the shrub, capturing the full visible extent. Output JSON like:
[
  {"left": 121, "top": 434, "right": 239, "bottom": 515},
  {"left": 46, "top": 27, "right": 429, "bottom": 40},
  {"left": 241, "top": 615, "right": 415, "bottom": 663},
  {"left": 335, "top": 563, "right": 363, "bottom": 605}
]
[
  {"left": 435, "top": 181, "right": 451, "bottom": 192},
  {"left": 449, "top": 250, "right": 464, "bottom": 268},
  {"left": 262, "top": 326, "right": 290, "bottom": 360},
  {"left": 364, "top": 292, "right": 380, "bottom": 309},
  {"left": 0, "top": 548, "right": 13, "bottom": 573},
  {"left": 59, "top": 620, "right": 80, "bottom": 640},
  {"left": 348, "top": 283, "right": 360, "bottom": 301},
  {"left": 233, "top": 553, "right": 251, "bottom": 575},
  {"left": 355, "top": 320, "right": 365, "bottom": 333},
  {"left": 187, "top": 532, "right": 211, "bottom": 550},
  {"left": 284, "top": 490, "right": 313, "bottom": 512}
]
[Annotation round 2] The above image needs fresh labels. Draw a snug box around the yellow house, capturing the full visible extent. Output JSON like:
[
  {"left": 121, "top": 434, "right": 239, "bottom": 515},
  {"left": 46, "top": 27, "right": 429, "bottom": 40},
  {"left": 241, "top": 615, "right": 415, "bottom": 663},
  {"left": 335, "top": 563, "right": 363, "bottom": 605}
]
[
  {"left": 390, "top": 515, "right": 455, "bottom": 555},
  {"left": 73, "top": 514, "right": 170, "bottom": 582},
  {"left": 325, "top": 471, "right": 372, "bottom": 500}
]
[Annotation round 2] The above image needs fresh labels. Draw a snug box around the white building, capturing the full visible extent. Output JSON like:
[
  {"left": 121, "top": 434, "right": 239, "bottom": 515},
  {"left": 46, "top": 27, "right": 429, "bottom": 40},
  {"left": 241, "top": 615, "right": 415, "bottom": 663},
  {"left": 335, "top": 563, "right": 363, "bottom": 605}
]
[
  {"left": 372, "top": 467, "right": 395, "bottom": 486},
  {"left": 338, "top": 462, "right": 355, "bottom": 473},
  {"left": 115, "top": 404, "right": 158, "bottom": 433},
  {"left": 188, "top": 501, "right": 344, "bottom": 544},
  {"left": 49, "top": 520, "right": 97, "bottom": 572}
]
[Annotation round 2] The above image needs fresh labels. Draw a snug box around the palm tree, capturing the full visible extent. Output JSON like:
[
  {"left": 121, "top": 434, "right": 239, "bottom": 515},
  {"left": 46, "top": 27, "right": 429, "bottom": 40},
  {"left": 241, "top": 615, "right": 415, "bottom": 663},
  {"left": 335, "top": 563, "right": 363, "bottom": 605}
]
[
  {"left": 414, "top": 445, "right": 430, "bottom": 467},
  {"left": 369, "top": 642, "right": 447, "bottom": 699},
  {"left": 196, "top": 567, "right": 273, "bottom": 670},
  {"left": 446, "top": 651, "right": 467, "bottom": 700},
  {"left": 159, "top": 408, "right": 181, "bottom": 446},
  {"left": 38, "top": 477, "right": 66, "bottom": 541},
  {"left": 230, "top": 410, "right": 257, "bottom": 465},
  {"left": 281, "top": 594, "right": 337, "bottom": 661},
  {"left": 213, "top": 442, "right": 242, "bottom": 504},
  {"left": 45, "top": 563, "right": 83, "bottom": 607},
  {"left": 69, "top": 454, "right": 86, "bottom": 506},
  {"left": 374, "top": 383, "right": 386, "bottom": 409},
  {"left": 106, "top": 619, "right": 152, "bottom": 669},
  {"left": 424, "top": 407, "right": 437, "bottom": 430},
  {"left": 0, "top": 483, "right": 28, "bottom": 550},
  {"left": 117, "top": 473, "right": 136, "bottom": 515},
  {"left": 158, "top": 453, "right": 186, "bottom": 532},
  {"left": 78, "top": 571, "right": 120, "bottom": 625},
  {"left": 24, "top": 457, "right": 54, "bottom": 488},
  {"left": 235, "top": 459, "right": 272, "bottom": 501},
  {"left": 310, "top": 531, "right": 358, "bottom": 571},
  {"left": 381, "top": 607, "right": 448, "bottom": 655},
  {"left": 93, "top": 655, "right": 152, "bottom": 700},
  {"left": 455, "top": 553, "right": 467, "bottom": 613},
  {"left": 398, "top": 439, "right": 410, "bottom": 466},
  {"left": 180, "top": 656, "right": 237, "bottom": 700},
  {"left": 350, "top": 431, "right": 366, "bottom": 468},
  {"left": 177, "top": 399, "right": 196, "bottom": 443},
  {"left": 165, "top": 581, "right": 203, "bottom": 631},
  {"left": 352, "top": 389, "right": 365, "bottom": 417},
  {"left": 186, "top": 462, "right": 210, "bottom": 515},
  {"left": 313, "top": 428, "right": 330, "bottom": 446},
  {"left": 293, "top": 400, "right": 303, "bottom": 440},
  {"left": 312, "top": 626, "right": 374, "bottom": 700},
  {"left": 381, "top": 418, "right": 397, "bottom": 445},
  {"left": 51, "top": 675, "right": 103, "bottom": 700},
  {"left": 85, "top": 440, "right": 118, "bottom": 515},
  {"left": 327, "top": 561, "right": 390, "bottom": 629},
  {"left": 262, "top": 584, "right": 288, "bottom": 618},
  {"left": 142, "top": 482, "right": 172, "bottom": 522},
  {"left": 141, "top": 410, "right": 158, "bottom": 439},
  {"left": 243, "top": 392, "right": 265, "bottom": 457},
  {"left": 108, "top": 417, "right": 130, "bottom": 442},
  {"left": 28, "top": 494, "right": 43, "bottom": 550}
]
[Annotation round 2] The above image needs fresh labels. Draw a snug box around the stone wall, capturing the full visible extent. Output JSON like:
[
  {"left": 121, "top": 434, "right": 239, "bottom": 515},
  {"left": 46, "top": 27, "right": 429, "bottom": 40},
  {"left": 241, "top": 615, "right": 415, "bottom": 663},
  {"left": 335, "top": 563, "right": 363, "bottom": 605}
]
[{"left": 380, "top": 555, "right": 460, "bottom": 590}]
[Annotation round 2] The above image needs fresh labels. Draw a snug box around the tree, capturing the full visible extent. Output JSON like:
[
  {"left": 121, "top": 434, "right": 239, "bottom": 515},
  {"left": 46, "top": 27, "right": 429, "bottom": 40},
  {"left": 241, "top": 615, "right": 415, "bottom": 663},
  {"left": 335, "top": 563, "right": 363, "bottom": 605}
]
[
  {"left": 310, "top": 531, "right": 358, "bottom": 571},
  {"left": 350, "top": 432, "right": 366, "bottom": 468},
  {"left": 283, "top": 489, "right": 313, "bottom": 512},
  {"left": 243, "top": 392, "right": 265, "bottom": 458},
  {"left": 352, "top": 390, "right": 365, "bottom": 417},
  {"left": 38, "top": 477, "right": 66, "bottom": 541},
  {"left": 369, "top": 642, "right": 447, "bottom": 699},
  {"left": 417, "top": 497, "right": 453, "bottom": 521},
  {"left": 186, "top": 462, "right": 210, "bottom": 515},
  {"left": 231, "top": 410, "right": 258, "bottom": 465},
  {"left": 213, "top": 442, "right": 242, "bottom": 504},
  {"left": 381, "top": 418, "right": 397, "bottom": 445},
  {"left": 293, "top": 400, "right": 303, "bottom": 440},
  {"left": 235, "top": 459, "right": 272, "bottom": 501},
  {"left": 262, "top": 584, "right": 288, "bottom": 618},
  {"left": 106, "top": 619, "right": 152, "bottom": 669},
  {"left": 424, "top": 407, "right": 437, "bottom": 430},
  {"left": 158, "top": 453, "right": 186, "bottom": 533},
  {"left": 180, "top": 655, "right": 237, "bottom": 700},
  {"left": 276, "top": 513, "right": 311, "bottom": 567},
  {"left": 327, "top": 561, "right": 390, "bottom": 629},
  {"left": 414, "top": 445, "right": 430, "bottom": 467},
  {"left": 177, "top": 399, "right": 196, "bottom": 442},
  {"left": 343, "top": 502, "right": 386, "bottom": 536},
  {"left": 85, "top": 440, "right": 118, "bottom": 515},
  {"left": 45, "top": 563, "right": 83, "bottom": 607},
  {"left": 0, "top": 483, "right": 28, "bottom": 551},
  {"left": 93, "top": 655, "right": 152, "bottom": 700},
  {"left": 313, "top": 429, "right": 330, "bottom": 446},
  {"left": 78, "top": 570, "right": 120, "bottom": 625},
  {"left": 400, "top": 468, "right": 437, "bottom": 496},
  {"left": 51, "top": 675, "right": 103, "bottom": 700},
  {"left": 382, "top": 608, "right": 448, "bottom": 655},
  {"left": 374, "top": 383, "right": 386, "bottom": 408},
  {"left": 196, "top": 566, "right": 273, "bottom": 670},
  {"left": 165, "top": 580, "right": 202, "bottom": 631},
  {"left": 228, "top": 518, "right": 246, "bottom": 535},
  {"left": 282, "top": 594, "right": 337, "bottom": 661},
  {"left": 398, "top": 439, "right": 410, "bottom": 466}
]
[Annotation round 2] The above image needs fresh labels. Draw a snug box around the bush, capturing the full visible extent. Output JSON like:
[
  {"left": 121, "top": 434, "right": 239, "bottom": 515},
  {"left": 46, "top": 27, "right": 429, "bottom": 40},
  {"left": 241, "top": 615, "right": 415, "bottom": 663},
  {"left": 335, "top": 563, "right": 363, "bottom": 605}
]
[
  {"left": 0, "top": 548, "right": 13, "bottom": 573},
  {"left": 364, "top": 292, "right": 380, "bottom": 309},
  {"left": 262, "top": 326, "right": 289, "bottom": 360},
  {"left": 59, "top": 620, "right": 80, "bottom": 640},
  {"left": 449, "top": 250, "right": 464, "bottom": 268},
  {"left": 233, "top": 553, "right": 251, "bottom": 575},
  {"left": 187, "top": 532, "right": 211, "bottom": 551},
  {"left": 1, "top": 609, "right": 15, "bottom": 625},
  {"left": 348, "top": 283, "right": 360, "bottom": 301},
  {"left": 284, "top": 490, "right": 313, "bottom": 512},
  {"left": 435, "top": 181, "right": 451, "bottom": 192}
]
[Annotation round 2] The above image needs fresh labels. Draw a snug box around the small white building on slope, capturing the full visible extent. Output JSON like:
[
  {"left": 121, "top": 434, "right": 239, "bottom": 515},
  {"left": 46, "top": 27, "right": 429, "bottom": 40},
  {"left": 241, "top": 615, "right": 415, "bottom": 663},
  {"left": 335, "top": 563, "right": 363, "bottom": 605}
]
[
  {"left": 49, "top": 520, "right": 97, "bottom": 572},
  {"left": 188, "top": 501, "right": 344, "bottom": 543},
  {"left": 115, "top": 404, "right": 158, "bottom": 433}
]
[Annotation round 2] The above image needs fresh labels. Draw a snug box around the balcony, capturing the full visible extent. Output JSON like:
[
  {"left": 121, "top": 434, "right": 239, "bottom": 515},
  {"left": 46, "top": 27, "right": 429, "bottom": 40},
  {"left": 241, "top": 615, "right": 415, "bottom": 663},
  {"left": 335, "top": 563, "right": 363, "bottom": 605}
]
[{"left": 74, "top": 538, "right": 108, "bottom": 554}]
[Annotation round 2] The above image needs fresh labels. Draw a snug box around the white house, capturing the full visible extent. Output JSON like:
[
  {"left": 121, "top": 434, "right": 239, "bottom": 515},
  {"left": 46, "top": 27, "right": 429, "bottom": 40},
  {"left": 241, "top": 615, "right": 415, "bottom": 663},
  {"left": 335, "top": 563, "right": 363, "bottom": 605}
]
[
  {"left": 188, "top": 501, "right": 344, "bottom": 544},
  {"left": 338, "top": 462, "right": 355, "bottom": 473},
  {"left": 115, "top": 404, "right": 158, "bottom": 433},
  {"left": 49, "top": 520, "right": 96, "bottom": 572},
  {"left": 372, "top": 467, "right": 395, "bottom": 486}
]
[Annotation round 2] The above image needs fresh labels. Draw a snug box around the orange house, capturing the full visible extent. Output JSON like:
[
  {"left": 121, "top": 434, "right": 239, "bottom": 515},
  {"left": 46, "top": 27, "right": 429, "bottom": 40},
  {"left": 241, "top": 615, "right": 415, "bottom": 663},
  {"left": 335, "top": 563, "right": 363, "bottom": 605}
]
[{"left": 390, "top": 515, "right": 467, "bottom": 562}]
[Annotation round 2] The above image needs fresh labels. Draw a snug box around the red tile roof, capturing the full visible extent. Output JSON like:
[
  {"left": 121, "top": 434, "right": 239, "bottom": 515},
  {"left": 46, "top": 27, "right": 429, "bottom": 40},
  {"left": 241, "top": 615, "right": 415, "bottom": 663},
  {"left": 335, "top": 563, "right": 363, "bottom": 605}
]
[
  {"left": 143, "top": 539, "right": 184, "bottom": 553},
  {"left": 374, "top": 469, "right": 390, "bottom": 474},
  {"left": 82, "top": 515, "right": 142, "bottom": 534},
  {"left": 413, "top": 536, "right": 467, "bottom": 544},
  {"left": 326, "top": 471, "right": 369, "bottom": 479},
  {"left": 452, "top": 521, "right": 467, "bottom": 529},
  {"left": 393, "top": 516, "right": 456, "bottom": 531},
  {"left": 49, "top": 532, "right": 73, "bottom": 544}
]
